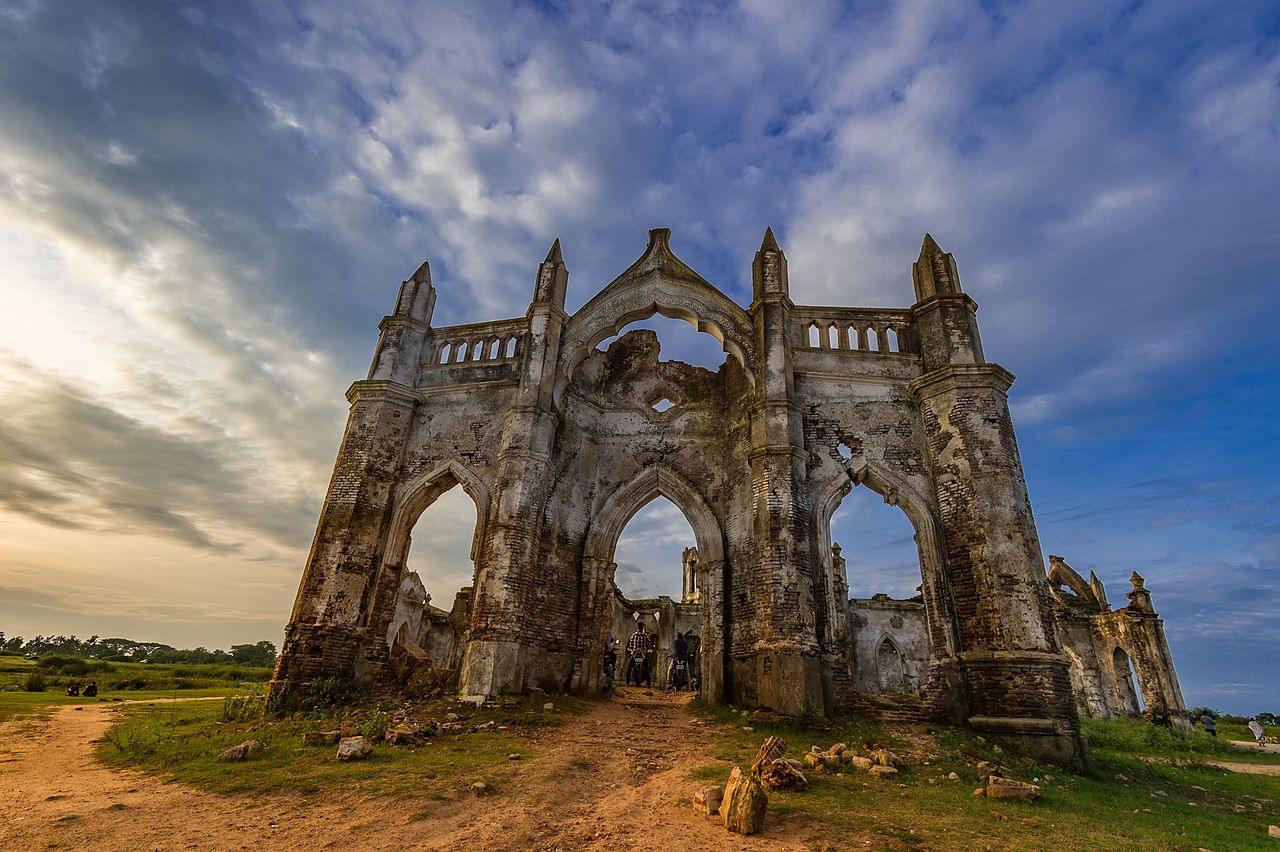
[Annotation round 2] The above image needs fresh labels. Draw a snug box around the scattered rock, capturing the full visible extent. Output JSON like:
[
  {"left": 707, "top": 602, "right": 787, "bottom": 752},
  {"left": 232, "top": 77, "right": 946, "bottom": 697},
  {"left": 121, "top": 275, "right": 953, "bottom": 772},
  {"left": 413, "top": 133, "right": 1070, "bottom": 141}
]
[
  {"left": 471, "top": 781, "right": 489, "bottom": 796},
  {"left": 445, "top": 713, "right": 460, "bottom": 722},
  {"left": 543, "top": 703, "right": 555, "bottom": 712},
  {"left": 759, "top": 758, "right": 808, "bottom": 792},
  {"left": 384, "top": 725, "right": 423, "bottom": 746},
  {"left": 845, "top": 756, "right": 873, "bottom": 771},
  {"left": 976, "top": 760, "right": 1003, "bottom": 777},
  {"left": 216, "top": 740, "right": 257, "bottom": 762},
  {"left": 1268, "top": 824, "right": 1279, "bottom": 839},
  {"left": 750, "top": 736, "right": 786, "bottom": 778},
  {"left": 870, "top": 748, "right": 901, "bottom": 768},
  {"left": 948, "top": 771, "right": 959, "bottom": 780},
  {"left": 987, "top": 776, "right": 1041, "bottom": 801},
  {"left": 868, "top": 765, "right": 898, "bottom": 780},
  {"left": 973, "top": 787, "right": 987, "bottom": 797},
  {"left": 336, "top": 736, "right": 373, "bottom": 761},
  {"left": 302, "top": 730, "right": 341, "bottom": 747},
  {"left": 1021, "top": 818, "right": 1038, "bottom": 828},
  {"left": 508, "top": 753, "right": 521, "bottom": 761},
  {"left": 722, "top": 766, "right": 768, "bottom": 835},
  {"left": 338, "top": 720, "right": 358, "bottom": 738},
  {"left": 693, "top": 786, "right": 723, "bottom": 817}
]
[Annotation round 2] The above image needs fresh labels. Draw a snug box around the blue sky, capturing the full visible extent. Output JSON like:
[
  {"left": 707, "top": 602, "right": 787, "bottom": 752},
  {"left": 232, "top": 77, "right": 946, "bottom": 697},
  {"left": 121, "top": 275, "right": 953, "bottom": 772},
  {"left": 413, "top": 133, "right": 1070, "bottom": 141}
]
[{"left": 0, "top": 0, "right": 1277, "bottom": 712}]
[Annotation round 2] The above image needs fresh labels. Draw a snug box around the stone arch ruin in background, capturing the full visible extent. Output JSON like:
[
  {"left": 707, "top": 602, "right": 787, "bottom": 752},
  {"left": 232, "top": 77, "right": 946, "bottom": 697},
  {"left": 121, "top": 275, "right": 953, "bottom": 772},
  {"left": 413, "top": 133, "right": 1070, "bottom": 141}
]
[{"left": 271, "top": 227, "right": 1189, "bottom": 765}]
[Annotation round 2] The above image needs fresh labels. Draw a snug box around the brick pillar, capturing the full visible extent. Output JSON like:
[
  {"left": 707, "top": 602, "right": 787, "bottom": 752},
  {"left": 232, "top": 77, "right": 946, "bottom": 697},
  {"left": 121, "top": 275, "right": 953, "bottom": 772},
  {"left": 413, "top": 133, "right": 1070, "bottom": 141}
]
[
  {"left": 744, "top": 228, "right": 824, "bottom": 715},
  {"left": 271, "top": 262, "right": 434, "bottom": 698},
  {"left": 908, "top": 235, "right": 1083, "bottom": 765},
  {"left": 460, "top": 241, "right": 568, "bottom": 697}
]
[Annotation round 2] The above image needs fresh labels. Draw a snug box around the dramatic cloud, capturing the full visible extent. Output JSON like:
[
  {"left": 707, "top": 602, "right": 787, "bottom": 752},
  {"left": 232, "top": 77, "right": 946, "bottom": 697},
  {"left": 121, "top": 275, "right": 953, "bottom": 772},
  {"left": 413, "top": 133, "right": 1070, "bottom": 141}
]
[{"left": 0, "top": 0, "right": 1276, "bottom": 710}]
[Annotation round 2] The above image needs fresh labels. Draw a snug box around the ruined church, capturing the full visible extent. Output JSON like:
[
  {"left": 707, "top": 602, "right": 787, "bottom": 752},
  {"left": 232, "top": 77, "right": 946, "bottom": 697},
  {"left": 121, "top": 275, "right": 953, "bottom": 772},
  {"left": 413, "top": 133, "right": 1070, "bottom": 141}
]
[{"left": 272, "top": 228, "right": 1185, "bottom": 763}]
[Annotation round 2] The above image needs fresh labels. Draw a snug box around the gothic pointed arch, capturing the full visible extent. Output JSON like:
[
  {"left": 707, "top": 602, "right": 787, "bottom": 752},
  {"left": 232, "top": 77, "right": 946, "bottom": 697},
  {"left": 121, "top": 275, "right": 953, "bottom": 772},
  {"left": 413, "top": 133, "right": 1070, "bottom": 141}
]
[
  {"left": 555, "top": 229, "right": 756, "bottom": 405},
  {"left": 583, "top": 464, "right": 725, "bottom": 564}
]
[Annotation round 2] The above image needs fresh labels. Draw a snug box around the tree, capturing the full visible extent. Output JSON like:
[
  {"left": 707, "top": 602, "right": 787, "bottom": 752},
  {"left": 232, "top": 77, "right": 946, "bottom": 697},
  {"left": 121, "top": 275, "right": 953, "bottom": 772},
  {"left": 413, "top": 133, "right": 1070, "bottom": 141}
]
[{"left": 229, "top": 641, "right": 277, "bottom": 667}]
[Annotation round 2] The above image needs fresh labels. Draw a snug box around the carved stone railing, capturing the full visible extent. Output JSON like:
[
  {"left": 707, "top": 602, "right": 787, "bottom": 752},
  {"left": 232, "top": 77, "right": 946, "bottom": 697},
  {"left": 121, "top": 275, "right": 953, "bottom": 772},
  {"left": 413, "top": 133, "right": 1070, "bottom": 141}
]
[
  {"left": 426, "top": 317, "right": 528, "bottom": 366},
  {"left": 791, "top": 306, "right": 916, "bottom": 354}
]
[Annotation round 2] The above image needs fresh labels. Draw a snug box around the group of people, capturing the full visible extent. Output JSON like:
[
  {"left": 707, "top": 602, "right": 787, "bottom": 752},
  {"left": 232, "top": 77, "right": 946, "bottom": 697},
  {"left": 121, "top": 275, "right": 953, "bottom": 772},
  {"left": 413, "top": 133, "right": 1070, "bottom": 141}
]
[
  {"left": 1198, "top": 713, "right": 1271, "bottom": 748},
  {"left": 602, "top": 621, "right": 700, "bottom": 691}
]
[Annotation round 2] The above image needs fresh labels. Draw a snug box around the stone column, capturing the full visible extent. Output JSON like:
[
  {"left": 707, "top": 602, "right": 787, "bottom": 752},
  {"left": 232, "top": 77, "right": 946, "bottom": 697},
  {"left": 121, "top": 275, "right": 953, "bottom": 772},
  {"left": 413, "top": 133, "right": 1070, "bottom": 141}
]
[
  {"left": 907, "top": 235, "right": 1083, "bottom": 765},
  {"left": 272, "top": 262, "right": 435, "bottom": 697},
  {"left": 744, "top": 228, "right": 824, "bottom": 715},
  {"left": 460, "top": 241, "right": 568, "bottom": 697}
]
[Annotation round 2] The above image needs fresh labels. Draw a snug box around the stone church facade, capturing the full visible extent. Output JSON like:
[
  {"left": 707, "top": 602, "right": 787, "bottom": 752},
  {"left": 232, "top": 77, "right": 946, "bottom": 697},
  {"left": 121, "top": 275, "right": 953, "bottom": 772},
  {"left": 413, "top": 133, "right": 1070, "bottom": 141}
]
[{"left": 272, "top": 227, "right": 1178, "bottom": 763}]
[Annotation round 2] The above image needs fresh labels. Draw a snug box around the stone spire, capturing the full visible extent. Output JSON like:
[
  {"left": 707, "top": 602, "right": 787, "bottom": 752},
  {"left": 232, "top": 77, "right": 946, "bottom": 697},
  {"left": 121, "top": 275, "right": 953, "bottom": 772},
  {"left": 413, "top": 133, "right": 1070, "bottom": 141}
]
[
  {"left": 752, "top": 226, "right": 788, "bottom": 300},
  {"left": 912, "top": 233, "right": 961, "bottom": 302}
]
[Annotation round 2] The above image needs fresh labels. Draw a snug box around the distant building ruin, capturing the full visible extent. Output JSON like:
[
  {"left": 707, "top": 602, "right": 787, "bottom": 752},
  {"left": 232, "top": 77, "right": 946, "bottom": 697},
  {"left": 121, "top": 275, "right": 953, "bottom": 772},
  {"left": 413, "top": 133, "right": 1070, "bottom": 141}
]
[{"left": 272, "top": 227, "right": 1185, "bottom": 763}]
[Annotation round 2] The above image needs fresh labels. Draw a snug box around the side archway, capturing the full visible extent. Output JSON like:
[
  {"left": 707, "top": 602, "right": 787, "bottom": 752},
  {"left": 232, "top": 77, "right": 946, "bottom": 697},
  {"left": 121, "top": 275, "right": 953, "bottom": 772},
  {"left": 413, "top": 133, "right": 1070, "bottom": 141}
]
[{"left": 364, "top": 459, "right": 491, "bottom": 641}]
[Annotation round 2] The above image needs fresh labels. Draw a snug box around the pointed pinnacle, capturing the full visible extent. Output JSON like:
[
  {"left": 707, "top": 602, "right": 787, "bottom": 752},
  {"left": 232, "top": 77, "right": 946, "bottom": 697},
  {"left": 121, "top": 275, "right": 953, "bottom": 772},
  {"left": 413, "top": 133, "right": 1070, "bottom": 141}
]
[
  {"left": 760, "top": 226, "right": 780, "bottom": 252},
  {"left": 920, "top": 232, "right": 942, "bottom": 256},
  {"left": 411, "top": 259, "right": 431, "bottom": 284},
  {"left": 544, "top": 238, "right": 563, "bottom": 265}
]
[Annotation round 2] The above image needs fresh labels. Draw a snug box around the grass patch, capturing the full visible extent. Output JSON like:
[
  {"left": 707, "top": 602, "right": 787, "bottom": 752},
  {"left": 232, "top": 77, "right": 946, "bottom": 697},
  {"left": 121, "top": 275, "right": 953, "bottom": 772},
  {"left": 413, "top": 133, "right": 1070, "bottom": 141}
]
[
  {"left": 688, "top": 704, "right": 1280, "bottom": 850},
  {"left": 98, "top": 693, "right": 585, "bottom": 800}
]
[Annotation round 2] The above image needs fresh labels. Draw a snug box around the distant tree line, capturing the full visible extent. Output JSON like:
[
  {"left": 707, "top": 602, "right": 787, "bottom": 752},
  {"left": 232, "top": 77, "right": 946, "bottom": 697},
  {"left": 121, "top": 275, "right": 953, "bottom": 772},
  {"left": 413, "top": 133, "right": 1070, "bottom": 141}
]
[
  {"left": 1190, "top": 706, "right": 1278, "bottom": 726},
  {"left": 0, "top": 631, "right": 277, "bottom": 668}
]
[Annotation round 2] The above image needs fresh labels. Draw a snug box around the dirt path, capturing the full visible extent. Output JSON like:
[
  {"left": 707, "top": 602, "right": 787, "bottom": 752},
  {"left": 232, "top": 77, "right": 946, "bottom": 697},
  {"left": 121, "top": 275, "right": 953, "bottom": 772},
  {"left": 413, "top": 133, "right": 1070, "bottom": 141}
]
[{"left": 0, "top": 688, "right": 820, "bottom": 850}]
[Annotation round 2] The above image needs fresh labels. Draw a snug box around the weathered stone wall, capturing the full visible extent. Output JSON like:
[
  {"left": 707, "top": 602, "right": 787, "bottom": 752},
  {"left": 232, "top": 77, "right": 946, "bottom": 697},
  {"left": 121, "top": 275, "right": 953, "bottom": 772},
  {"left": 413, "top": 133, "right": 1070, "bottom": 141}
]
[{"left": 273, "top": 227, "right": 1097, "bottom": 763}]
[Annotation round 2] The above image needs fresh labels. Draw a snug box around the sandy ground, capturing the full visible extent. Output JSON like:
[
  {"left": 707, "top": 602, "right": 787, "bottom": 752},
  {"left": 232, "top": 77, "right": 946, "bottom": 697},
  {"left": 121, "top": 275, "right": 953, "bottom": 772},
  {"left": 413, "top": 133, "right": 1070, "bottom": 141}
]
[
  {"left": 1207, "top": 741, "right": 1280, "bottom": 776},
  {"left": 0, "top": 688, "right": 829, "bottom": 851}
]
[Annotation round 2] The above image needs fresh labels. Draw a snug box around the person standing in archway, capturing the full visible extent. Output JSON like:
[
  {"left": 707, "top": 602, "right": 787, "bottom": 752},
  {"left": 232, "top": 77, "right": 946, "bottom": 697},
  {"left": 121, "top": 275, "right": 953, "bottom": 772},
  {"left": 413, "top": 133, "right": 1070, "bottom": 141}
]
[{"left": 626, "top": 621, "right": 655, "bottom": 686}]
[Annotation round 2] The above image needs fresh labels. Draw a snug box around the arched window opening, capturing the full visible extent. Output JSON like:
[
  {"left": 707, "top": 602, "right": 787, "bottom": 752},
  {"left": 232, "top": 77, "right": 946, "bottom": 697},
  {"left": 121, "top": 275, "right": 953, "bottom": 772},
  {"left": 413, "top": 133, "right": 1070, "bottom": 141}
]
[
  {"left": 505, "top": 336, "right": 518, "bottom": 358},
  {"left": 488, "top": 338, "right": 500, "bottom": 359},
  {"left": 1113, "top": 646, "right": 1143, "bottom": 715},
  {"left": 829, "top": 484, "right": 927, "bottom": 695},
  {"left": 610, "top": 496, "right": 700, "bottom": 690},
  {"left": 877, "top": 636, "right": 908, "bottom": 693},
  {"left": 438, "top": 343, "right": 451, "bottom": 364},
  {"left": 848, "top": 326, "right": 859, "bottom": 350},
  {"left": 391, "top": 485, "right": 479, "bottom": 680},
  {"left": 827, "top": 324, "right": 840, "bottom": 349},
  {"left": 808, "top": 323, "right": 821, "bottom": 348},
  {"left": 454, "top": 341, "right": 468, "bottom": 363},
  {"left": 866, "top": 327, "right": 879, "bottom": 352},
  {"left": 886, "top": 327, "right": 899, "bottom": 352},
  {"left": 590, "top": 314, "right": 729, "bottom": 371},
  {"left": 470, "top": 340, "right": 483, "bottom": 361}
]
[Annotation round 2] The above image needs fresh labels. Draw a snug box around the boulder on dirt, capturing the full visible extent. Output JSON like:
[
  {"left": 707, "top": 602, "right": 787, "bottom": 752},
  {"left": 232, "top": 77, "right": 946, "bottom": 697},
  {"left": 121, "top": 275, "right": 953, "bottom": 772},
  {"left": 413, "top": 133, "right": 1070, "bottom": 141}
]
[
  {"left": 384, "top": 724, "right": 421, "bottom": 745},
  {"left": 868, "top": 765, "right": 898, "bottom": 779},
  {"left": 215, "top": 740, "right": 257, "bottom": 762},
  {"left": 986, "top": 776, "right": 1041, "bottom": 800},
  {"left": 870, "top": 748, "right": 901, "bottom": 768},
  {"left": 336, "top": 736, "right": 373, "bottom": 761},
  {"left": 759, "top": 758, "right": 808, "bottom": 792},
  {"left": 1267, "top": 824, "right": 1279, "bottom": 839},
  {"left": 804, "top": 746, "right": 845, "bottom": 773},
  {"left": 750, "top": 736, "right": 787, "bottom": 777},
  {"left": 302, "top": 730, "right": 341, "bottom": 747},
  {"left": 845, "top": 755, "right": 873, "bottom": 771},
  {"left": 721, "top": 766, "right": 767, "bottom": 835},
  {"left": 693, "top": 786, "right": 723, "bottom": 817}
]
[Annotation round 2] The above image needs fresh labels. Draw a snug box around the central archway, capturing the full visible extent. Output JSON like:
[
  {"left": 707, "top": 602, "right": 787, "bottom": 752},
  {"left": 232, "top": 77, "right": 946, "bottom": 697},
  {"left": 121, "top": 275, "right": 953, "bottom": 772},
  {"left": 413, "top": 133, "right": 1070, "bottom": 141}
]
[{"left": 579, "top": 465, "right": 728, "bottom": 701}]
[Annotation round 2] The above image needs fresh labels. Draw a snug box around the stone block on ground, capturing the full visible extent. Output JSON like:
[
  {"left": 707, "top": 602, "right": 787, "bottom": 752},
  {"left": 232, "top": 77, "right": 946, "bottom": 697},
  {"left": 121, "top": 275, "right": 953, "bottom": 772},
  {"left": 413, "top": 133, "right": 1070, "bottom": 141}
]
[
  {"left": 302, "top": 730, "right": 341, "bottom": 747},
  {"left": 721, "top": 766, "right": 767, "bottom": 835},
  {"left": 759, "top": 758, "right": 807, "bottom": 792},
  {"left": 215, "top": 740, "right": 257, "bottom": 762},
  {"left": 693, "top": 786, "right": 723, "bottom": 817},
  {"left": 870, "top": 748, "right": 901, "bottom": 768},
  {"left": 750, "top": 736, "right": 787, "bottom": 777},
  {"left": 986, "top": 776, "right": 1041, "bottom": 800},
  {"left": 868, "top": 765, "right": 898, "bottom": 779},
  {"left": 336, "top": 736, "right": 373, "bottom": 761},
  {"left": 845, "top": 756, "right": 873, "bottom": 771}
]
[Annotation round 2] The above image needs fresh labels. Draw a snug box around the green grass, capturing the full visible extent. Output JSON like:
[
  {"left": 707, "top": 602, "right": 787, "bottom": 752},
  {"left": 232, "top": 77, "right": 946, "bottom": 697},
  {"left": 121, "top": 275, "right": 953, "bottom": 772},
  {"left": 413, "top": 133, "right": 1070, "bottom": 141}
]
[
  {"left": 0, "top": 655, "right": 271, "bottom": 722},
  {"left": 97, "top": 693, "right": 586, "bottom": 799},
  {"left": 686, "top": 704, "right": 1280, "bottom": 850}
]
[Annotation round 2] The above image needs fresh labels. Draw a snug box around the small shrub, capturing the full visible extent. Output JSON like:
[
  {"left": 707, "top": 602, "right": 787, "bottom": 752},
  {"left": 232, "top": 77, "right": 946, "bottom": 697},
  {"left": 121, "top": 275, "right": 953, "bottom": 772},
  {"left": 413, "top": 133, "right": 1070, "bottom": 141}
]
[
  {"left": 219, "top": 694, "right": 264, "bottom": 722},
  {"left": 300, "top": 676, "right": 369, "bottom": 711},
  {"left": 23, "top": 672, "right": 48, "bottom": 692},
  {"left": 36, "top": 655, "right": 90, "bottom": 676},
  {"left": 362, "top": 711, "right": 389, "bottom": 742},
  {"left": 111, "top": 677, "right": 149, "bottom": 690}
]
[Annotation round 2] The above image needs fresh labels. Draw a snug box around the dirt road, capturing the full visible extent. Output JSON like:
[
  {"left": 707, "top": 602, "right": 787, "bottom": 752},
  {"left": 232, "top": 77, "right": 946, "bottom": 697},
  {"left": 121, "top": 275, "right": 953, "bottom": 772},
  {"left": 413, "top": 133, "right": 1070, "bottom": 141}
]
[{"left": 0, "top": 688, "right": 820, "bottom": 850}]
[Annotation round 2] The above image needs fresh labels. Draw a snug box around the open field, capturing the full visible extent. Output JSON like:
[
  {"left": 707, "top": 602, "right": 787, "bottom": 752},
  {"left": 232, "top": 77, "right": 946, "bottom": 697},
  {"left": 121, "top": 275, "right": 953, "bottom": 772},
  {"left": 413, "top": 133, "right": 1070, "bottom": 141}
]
[
  {"left": 2, "top": 684, "right": 1275, "bottom": 850},
  {"left": 0, "top": 653, "right": 271, "bottom": 722}
]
